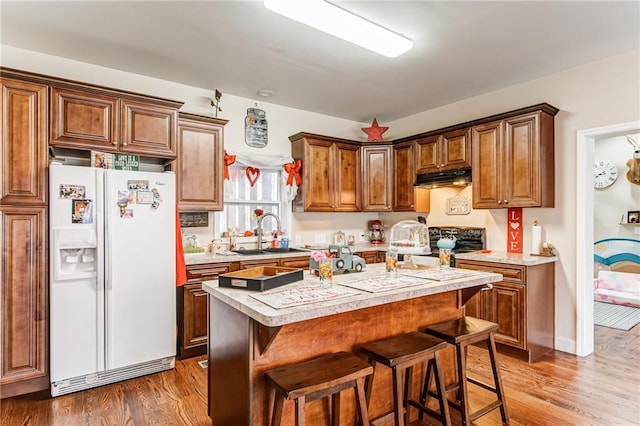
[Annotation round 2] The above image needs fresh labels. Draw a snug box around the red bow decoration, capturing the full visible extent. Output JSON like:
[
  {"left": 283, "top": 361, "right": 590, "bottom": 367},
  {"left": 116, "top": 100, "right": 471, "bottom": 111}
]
[
  {"left": 223, "top": 151, "right": 236, "bottom": 180},
  {"left": 284, "top": 160, "right": 302, "bottom": 186}
]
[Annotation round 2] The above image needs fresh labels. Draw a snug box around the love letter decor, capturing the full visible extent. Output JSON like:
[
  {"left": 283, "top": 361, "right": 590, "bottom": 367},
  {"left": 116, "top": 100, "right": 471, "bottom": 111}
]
[
  {"left": 507, "top": 207, "right": 523, "bottom": 254},
  {"left": 246, "top": 167, "right": 261, "bottom": 187}
]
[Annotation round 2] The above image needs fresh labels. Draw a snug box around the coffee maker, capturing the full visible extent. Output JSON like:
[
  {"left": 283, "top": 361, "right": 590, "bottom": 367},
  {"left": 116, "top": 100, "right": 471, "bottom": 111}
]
[{"left": 368, "top": 219, "right": 385, "bottom": 244}]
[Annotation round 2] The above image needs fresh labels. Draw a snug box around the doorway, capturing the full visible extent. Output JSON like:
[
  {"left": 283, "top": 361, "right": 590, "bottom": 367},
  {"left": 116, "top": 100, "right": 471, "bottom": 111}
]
[{"left": 576, "top": 120, "right": 640, "bottom": 356}]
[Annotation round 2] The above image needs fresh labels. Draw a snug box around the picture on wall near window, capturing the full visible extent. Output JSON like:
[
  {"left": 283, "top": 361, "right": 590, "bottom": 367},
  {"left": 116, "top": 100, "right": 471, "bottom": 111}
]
[
  {"left": 245, "top": 108, "right": 268, "bottom": 148},
  {"left": 628, "top": 210, "right": 640, "bottom": 223}
]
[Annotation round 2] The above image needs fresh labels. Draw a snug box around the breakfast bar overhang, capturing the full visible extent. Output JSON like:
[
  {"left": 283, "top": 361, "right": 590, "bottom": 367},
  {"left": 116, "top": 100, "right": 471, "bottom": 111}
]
[{"left": 203, "top": 265, "right": 502, "bottom": 425}]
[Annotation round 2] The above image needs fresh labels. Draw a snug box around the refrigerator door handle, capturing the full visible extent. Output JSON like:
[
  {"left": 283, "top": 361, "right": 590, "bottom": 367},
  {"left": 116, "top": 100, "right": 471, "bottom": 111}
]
[{"left": 96, "top": 168, "right": 106, "bottom": 371}]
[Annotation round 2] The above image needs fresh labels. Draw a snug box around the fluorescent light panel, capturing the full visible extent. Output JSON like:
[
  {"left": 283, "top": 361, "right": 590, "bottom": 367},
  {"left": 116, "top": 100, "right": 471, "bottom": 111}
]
[{"left": 263, "top": 0, "right": 413, "bottom": 58}]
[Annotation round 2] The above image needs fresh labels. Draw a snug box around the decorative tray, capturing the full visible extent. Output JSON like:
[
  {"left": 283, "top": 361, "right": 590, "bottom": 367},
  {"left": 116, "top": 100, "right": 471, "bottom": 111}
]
[{"left": 218, "top": 266, "right": 304, "bottom": 292}]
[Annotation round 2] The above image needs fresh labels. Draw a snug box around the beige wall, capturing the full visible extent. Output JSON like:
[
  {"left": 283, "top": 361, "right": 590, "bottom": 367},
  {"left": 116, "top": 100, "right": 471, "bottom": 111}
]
[{"left": 3, "top": 45, "right": 639, "bottom": 353}]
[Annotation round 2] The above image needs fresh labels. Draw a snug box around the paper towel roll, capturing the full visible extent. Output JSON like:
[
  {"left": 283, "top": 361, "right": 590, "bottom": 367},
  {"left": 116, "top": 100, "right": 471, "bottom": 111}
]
[{"left": 531, "top": 224, "right": 542, "bottom": 255}]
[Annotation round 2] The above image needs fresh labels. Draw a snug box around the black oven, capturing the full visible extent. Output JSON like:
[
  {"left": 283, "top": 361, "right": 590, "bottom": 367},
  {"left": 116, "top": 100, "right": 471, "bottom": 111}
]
[{"left": 426, "top": 226, "right": 486, "bottom": 267}]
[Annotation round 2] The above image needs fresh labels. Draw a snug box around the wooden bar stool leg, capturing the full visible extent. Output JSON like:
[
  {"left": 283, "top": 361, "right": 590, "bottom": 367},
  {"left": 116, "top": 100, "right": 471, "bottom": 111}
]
[
  {"left": 331, "top": 392, "right": 341, "bottom": 426},
  {"left": 355, "top": 377, "right": 371, "bottom": 426},
  {"left": 457, "top": 343, "right": 471, "bottom": 426},
  {"left": 294, "top": 395, "right": 306, "bottom": 426},
  {"left": 392, "top": 366, "right": 405, "bottom": 426},
  {"left": 433, "top": 351, "right": 452, "bottom": 426},
  {"left": 403, "top": 366, "right": 413, "bottom": 425},
  {"left": 363, "top": 360, "right": 377, "bottom": 407},
  {"left": 487, "top": 334, "right": 510, "bottom": 425},
  {"left": 272, "top": 393, "right": 285, "bottom": 426}
]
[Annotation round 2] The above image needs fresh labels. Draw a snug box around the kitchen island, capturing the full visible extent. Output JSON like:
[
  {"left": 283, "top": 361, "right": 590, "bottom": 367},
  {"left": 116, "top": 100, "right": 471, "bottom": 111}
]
[{"left": 202, "top": 264, "right": 502, "bottom": 425}]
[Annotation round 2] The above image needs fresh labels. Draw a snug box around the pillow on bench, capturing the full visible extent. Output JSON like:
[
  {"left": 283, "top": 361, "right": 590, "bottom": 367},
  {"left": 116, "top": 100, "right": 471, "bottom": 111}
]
[{"left": 594, "top": 270, "right": 640, "bottom": 294}]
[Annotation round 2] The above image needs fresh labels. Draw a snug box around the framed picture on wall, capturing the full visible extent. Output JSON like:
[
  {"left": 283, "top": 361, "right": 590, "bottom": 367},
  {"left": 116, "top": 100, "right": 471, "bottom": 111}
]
[{"left": 628, "top": 211, "right": 639, "bottom": 224}]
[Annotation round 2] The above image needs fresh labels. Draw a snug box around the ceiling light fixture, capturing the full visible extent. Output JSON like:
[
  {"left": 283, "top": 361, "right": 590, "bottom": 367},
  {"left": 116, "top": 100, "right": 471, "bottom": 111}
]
[{"left": 263, "top": 0, "right": 413, "bottom": 58}]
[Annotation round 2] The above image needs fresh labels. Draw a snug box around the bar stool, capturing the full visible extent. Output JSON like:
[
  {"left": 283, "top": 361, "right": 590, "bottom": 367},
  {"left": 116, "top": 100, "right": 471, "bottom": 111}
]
[
  {"left": 264, "top": 351, "right": 373, "bottom": 426},
  {"left": 359, "top": 332, "right": 451, "bottom": 426},
  {"left": 422, "top": 316, "right": 509, "bottom": 426}
]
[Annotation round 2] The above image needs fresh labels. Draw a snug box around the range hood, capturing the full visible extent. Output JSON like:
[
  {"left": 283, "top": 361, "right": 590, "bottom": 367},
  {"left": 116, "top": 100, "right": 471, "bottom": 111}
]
[{"left": 414, "top": 168, "right": 472, "bottom": 188}]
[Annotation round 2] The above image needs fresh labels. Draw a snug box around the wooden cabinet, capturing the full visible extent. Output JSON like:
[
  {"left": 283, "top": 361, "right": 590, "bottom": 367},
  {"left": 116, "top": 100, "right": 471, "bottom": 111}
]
[
  {"left": 358, "top": 251, "right": 383, "bottom": 264},
  {"left": 416, "top": 128, "right": 471, "bottom": 174},
  {"left": 1, "top": 78, "right": 48, "bottom": 206},
  {"left": 290, "top": 133, "right": 361, "bottom": 212},
  {"left": 179, "top": 263, "right": 236, "bottom": 358},
  {"left": 0, "top": 77, "right": 49, "bottom": 399},
  {"left": 362, "top": 145, "right": 392, "bottom": 212},
  {"left": 280, "top": 256, "right": 310, "bottom": 269},
  {"left": 457, "top": 259, "right": 555, "bottom": 362},
  {"left": 50, "top": 86, "right": 182, "bottom": 159},
  {"left": 471, "top": 106, "right": 557, "bottom": 209},
  {"left": 175, "top": 113, "right": 227, "bottom": 211},
  {"left": 392, "top": 142, "right": 415, "bottom": 211}
]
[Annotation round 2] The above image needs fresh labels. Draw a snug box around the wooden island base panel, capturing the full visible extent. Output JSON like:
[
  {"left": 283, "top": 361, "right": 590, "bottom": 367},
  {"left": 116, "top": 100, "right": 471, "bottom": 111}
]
[{"left": 203, "top": 264, "right": 502, "bottom": 425}]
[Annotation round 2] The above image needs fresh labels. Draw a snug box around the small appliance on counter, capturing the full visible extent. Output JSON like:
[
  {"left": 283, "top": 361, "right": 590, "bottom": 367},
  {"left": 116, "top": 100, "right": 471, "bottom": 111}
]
[{"left": 368, "top": 219, "right": 386, "bottom": 244}]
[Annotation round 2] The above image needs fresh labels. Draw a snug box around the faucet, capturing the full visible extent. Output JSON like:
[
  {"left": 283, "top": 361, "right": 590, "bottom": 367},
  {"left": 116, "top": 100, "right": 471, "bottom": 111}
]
[{"left": 257, "top": 212, "right": 282, "bottom": 250}]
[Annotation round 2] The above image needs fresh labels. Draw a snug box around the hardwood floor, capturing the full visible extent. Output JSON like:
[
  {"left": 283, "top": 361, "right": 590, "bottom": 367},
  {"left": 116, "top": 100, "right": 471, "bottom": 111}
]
[{"left": 1, "top": 325, "right": 639, "bottom": 425}]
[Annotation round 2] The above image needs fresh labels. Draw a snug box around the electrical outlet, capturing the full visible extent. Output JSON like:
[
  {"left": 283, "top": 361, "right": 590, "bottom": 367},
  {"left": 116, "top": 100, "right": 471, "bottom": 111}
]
[
  {"left": 315, "top": 234, "right": 326, "bottom": 244},
  {"left": 294, "top": 235, "right": 302, "bottom": 246}
]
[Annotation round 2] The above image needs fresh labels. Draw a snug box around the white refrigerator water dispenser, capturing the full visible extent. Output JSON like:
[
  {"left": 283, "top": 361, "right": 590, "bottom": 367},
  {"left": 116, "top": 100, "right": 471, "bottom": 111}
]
[{"left": 52, "top": 228, "right": 98, "bottom": 281}]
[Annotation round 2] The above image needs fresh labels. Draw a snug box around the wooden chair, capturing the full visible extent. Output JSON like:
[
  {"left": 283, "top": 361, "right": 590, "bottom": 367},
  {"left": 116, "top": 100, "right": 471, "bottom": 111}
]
[
  {"left": 264, "top": 351, "right": 373, "bottom": 426},
  {"left": 422, "top": 316, "right": 509, "bottom": 426},
  {"left": 359, "top": 332, "right": 451, "bottom": 426}
]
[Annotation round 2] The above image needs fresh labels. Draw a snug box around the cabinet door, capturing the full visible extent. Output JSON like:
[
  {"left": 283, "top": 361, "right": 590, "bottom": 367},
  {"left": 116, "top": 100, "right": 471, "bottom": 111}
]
[
  {"left": 182, "top": 283, "right": 209, "bottom": 353},
  {"left": 492, "top": 283, "right": 525, "bottom": 349},
  {"left": 503, "top": 113, "right": 541, "bottom": 207},
  {"left": 361, "top": 145, "right": 391, "bottom": 212},
  {"left": 471, "top": 121, "right": 503, "bottom": 208},
  {"left": 464, "top": 289, "right": 492, "bottom": 321},
  {"left": 1, "top": 78, "right": 48, "bottom": 205},
  {"left": 415, "top": 135, "right": 440, "bottom": 174},
  {"left": 301, "top": 139, "right": 333, "bottom": 211},
  {"left": 121, "top": 99, "right": 177, "bottom": 159},
  {"left": 440, "top": 128, "right": 471, "bottom": 171},
  {"left": 358, "top": 251, "right": 379, "bottom": 264},
  {"left": 393, "top": 142, "right": 416, "bottom": 211},
  {"left": 0, "top": 206, "right": 48, "bottom": 397},
  {"left": 176, "top": 116, "right": 224, "bottom": 211},
  {"left": 334, "top": 143, "right": 361, "bottom": 212},
  {"left": 238, "top": 259, "right": 281, "bottom": 269},
  {"left": 50, "top": 87, "right": 119, "bottom": 151}
]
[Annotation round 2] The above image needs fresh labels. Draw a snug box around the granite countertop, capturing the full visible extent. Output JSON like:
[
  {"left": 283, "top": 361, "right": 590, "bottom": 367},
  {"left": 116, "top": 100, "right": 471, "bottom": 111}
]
[
  {"left": 184, "top": 243, "right": 391, "bottom": 265},
  {"left": 202, "top": 263, "right": 502, "bottom": 327},
  {"left": 455, "top": 251, "right": 558, "bottom": 266}
]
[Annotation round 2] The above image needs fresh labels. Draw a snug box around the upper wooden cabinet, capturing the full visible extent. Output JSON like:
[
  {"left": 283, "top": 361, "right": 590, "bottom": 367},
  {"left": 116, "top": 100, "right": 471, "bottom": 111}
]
[
  {"left": 416, "top": 128, "right": 471, "bottom": 174},
  {"left": 393, "top": 141, "right": 416, "bottom": 211},
  {"left": 174, "top": 113, "right": 227, "bottom": 211},
  {"left": 472, "top": 105, "right": 557, "bottom": 209},
  {"left": 290, "top": 133, "right": 361, "bottom": 212},
  {"left": 0, "top": 78, "right": 48, "bottom": 206},
  {"left": 362, "top": 144, "right": 392, "bottom": 212},
  {"left": 50, "top": 86, "right": 182, "bottom": 159}
]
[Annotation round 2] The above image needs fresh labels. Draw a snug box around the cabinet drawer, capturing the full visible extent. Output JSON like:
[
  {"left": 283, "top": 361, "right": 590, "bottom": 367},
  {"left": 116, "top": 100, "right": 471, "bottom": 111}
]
[
  {"left": 186, "top": 263, "right": 234, "bottom": 282},
  {"left": 456, "top": 260, "right": 525, "bottom": 284},
  {"left": 280, "top": 256, "right": 310, "bottom": 269},
  {"left": 238, "top": 259, "right": 281, "bottom": 270}
]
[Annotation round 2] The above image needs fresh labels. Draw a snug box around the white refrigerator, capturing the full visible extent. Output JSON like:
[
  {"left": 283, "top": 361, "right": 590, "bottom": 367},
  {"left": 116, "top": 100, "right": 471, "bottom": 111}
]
[{"left": 49, "top": 163, "right": 176, "bottom": 396}]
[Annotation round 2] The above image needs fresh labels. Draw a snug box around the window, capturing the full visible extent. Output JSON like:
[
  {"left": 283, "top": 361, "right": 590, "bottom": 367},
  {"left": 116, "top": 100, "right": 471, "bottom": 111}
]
[{"left": 215, "top": 165, "right": 287, "bottom": 237}]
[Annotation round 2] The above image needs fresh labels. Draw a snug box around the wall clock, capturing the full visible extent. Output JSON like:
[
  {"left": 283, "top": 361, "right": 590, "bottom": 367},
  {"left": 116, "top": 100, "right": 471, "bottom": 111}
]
[{"left": 593, "top": 160, "right": 618, "bottom": 188}]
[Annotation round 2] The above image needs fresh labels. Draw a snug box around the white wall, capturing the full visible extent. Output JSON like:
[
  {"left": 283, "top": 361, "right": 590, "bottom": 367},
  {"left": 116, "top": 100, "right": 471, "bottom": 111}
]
[
  {"left": 3, "top": 45, "right": 640, "bottom": 354},
  {"left": 594, "top": 134, "right": 640, "bottom": 241}
]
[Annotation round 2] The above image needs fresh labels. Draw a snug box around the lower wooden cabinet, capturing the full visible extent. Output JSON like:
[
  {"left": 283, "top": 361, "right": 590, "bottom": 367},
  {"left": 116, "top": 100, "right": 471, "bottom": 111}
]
[
  {"left": 0, "top": 206, "right": 48, "bottom": 398},
  {"left": 357, "top": 250, "right": 383, "bottom": 264},
  {"left": 456, "top": 259, "right": 554, "bottom": 362},
  {"left": 179, "top": 256, "right": 310, "bottom": 359}
]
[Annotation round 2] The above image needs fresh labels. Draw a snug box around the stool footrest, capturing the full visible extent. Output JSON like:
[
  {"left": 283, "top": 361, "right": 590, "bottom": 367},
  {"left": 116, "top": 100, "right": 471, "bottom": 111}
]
[
  {"left": 467, "top": 376, "right": 499, "bottom": 394},
  {"left": 470, "top": 400, "right": 505, "bottom": 422}
]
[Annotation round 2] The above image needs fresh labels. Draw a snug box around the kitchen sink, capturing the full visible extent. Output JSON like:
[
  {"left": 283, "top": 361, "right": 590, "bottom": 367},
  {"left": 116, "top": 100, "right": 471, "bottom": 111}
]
[{"left": 232, "top": 247, "right": 311, "bottom": 255}]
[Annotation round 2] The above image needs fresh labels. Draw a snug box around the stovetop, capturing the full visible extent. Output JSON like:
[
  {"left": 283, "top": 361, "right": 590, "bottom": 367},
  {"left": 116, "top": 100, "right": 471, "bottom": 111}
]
[{"left": 428, "top": 226, "right": 486, "bottom": 254}]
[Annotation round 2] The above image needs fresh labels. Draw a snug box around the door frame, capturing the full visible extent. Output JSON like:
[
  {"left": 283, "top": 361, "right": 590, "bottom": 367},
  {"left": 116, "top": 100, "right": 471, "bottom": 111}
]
[{"left": 575, "top": 120, "right": 640, "bottom": 357}]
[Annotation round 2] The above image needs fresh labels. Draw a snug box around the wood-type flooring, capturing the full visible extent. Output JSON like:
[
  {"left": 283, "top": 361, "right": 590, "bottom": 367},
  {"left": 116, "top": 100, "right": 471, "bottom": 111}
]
[{"left": 1, "top": 324, "right": 638, "bottom": 425}]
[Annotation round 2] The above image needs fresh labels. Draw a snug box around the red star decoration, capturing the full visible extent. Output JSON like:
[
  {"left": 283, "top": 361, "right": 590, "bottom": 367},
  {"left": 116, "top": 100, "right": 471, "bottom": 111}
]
[{"left": 361, "top": 118, "right": 389, "bottom": 142}]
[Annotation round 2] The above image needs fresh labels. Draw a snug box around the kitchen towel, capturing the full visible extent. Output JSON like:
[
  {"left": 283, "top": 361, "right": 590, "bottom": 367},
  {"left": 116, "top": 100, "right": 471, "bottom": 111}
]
[{"left": 175, "top": 204, "right": 188, "bottom": 286}]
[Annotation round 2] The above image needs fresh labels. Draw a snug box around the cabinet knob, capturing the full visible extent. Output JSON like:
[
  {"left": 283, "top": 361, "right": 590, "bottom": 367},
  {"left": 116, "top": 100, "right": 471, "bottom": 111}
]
[
  {"left": 112, "top": 140, "right": 118, "bottom": 146},
  {"left": 440, "top": 163, "right": 445, "bottom": 168},
  {"left": 497, "top": 200, "right": 502, "bottom": 204},
  {"left": 504, "top": 200, "right": 508, "bottom": 204}
]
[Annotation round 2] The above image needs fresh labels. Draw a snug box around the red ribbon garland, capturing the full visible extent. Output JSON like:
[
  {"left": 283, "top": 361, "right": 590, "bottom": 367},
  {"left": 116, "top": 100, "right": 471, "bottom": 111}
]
[
  {"left": 223, "top": 151, "right": 236, "bottom": 180},
  {"left": 284, "top": 160, "right": 302, "bottom": 186}
]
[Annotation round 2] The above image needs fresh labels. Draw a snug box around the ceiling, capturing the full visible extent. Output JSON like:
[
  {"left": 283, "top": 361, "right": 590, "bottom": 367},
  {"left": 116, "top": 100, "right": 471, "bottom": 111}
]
[{"left": 1, "top": 1, "right": 638, "bottom": 123}]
